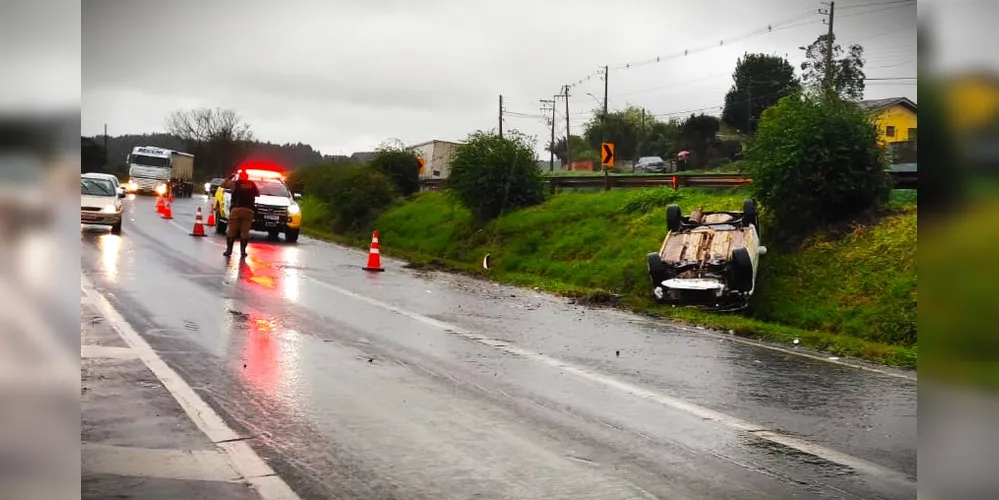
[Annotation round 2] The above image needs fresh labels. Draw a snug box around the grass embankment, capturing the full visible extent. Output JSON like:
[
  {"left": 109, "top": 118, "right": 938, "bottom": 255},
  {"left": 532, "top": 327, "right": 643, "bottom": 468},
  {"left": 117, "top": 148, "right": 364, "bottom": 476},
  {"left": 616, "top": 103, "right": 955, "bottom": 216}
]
[{"left": 301, "top": 189, "right": 917, "bottom": 369}]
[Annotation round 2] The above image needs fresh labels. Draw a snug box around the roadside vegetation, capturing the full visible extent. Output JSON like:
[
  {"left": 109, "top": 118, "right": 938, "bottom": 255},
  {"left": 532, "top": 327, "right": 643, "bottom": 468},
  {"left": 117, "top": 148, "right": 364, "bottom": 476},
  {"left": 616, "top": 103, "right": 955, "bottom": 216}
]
[{"left": 289, "top": 35, "right": 917, "bottom": 368}]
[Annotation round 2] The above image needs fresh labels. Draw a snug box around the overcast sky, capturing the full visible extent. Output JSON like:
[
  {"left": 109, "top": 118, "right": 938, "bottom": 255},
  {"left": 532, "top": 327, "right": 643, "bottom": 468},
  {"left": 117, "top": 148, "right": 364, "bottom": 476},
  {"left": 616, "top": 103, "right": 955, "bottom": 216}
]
[{"left": 82, "top": 0, "right": 918, "bottom": 158}]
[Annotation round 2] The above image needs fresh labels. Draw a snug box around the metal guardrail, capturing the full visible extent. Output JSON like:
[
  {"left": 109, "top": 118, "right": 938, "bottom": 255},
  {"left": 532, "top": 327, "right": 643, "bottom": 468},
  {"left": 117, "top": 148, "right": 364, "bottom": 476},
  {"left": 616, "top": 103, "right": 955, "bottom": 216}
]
[{"left": 420, "top": 171, "right": 917, "bottom": 190}]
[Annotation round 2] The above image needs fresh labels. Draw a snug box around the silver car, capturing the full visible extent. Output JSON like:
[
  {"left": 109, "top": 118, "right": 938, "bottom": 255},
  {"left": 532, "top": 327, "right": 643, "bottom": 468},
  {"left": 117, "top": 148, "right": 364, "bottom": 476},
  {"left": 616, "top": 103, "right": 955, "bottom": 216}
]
[{"left": 634, "top": 156, "right": 666, "bottom": 173}]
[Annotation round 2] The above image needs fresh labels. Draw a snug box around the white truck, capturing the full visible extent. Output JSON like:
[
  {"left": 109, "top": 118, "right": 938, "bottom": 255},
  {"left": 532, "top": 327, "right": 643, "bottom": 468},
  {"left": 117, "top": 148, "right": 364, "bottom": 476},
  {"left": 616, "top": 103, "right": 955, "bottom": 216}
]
[
  {"left": 408, "top": 140, "right": 460, "bottom": 180},
  {"left": 125, "top": 146, "right": 195, "bottom": 197}
]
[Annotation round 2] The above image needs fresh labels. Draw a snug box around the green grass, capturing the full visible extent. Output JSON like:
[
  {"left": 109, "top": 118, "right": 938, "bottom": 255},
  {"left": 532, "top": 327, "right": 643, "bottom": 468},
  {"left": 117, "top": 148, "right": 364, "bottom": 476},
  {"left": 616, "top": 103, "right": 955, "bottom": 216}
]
[{"left": 302, "top": 188, "right": 918, "bottom": 369}]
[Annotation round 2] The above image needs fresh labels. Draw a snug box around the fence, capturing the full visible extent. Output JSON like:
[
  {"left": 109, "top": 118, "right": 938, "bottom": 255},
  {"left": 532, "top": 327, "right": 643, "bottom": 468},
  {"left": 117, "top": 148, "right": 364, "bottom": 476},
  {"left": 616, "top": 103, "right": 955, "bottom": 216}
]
[{"left": 420, "top": 171, "right": 917, "bottom": 191}]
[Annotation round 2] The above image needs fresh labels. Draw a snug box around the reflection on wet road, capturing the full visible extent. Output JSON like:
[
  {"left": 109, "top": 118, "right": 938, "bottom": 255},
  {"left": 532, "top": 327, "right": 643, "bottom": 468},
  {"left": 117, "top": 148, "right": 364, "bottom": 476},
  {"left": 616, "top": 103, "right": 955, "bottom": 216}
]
[{"left": 81, "top": 196, "right": 917, "bottom": 500}]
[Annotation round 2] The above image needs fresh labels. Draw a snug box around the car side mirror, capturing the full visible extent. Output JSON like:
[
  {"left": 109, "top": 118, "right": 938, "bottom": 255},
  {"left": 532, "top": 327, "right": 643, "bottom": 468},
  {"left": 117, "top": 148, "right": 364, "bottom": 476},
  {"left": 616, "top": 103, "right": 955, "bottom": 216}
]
[
  {"left": 293, "top": 193, "right": 302, "bottom": 200},
  {"left": 118, "top": 191, "right": 126, "bottom": 198}
]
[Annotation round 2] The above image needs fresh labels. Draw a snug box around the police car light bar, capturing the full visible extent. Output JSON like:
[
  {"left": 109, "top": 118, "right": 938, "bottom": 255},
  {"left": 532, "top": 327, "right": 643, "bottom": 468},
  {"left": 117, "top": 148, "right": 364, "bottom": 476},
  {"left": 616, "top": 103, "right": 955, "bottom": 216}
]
[{"left": 239, "top": 168, "right": 285, "bottom": 180}]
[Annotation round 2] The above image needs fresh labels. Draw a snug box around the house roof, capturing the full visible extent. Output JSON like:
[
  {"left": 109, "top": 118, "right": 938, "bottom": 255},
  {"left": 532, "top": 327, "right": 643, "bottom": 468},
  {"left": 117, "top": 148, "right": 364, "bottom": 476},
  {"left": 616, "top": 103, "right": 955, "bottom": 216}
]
[{"left": 858, "top": 97, "right": 917, "bottom": 113}]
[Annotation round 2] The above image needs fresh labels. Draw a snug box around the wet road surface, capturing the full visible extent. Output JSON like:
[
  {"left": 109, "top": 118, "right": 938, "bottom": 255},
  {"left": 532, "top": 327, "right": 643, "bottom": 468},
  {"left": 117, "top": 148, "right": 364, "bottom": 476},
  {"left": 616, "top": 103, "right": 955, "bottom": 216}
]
[{"left": 81, "top": 195, "right": 917, "bottom": 500}]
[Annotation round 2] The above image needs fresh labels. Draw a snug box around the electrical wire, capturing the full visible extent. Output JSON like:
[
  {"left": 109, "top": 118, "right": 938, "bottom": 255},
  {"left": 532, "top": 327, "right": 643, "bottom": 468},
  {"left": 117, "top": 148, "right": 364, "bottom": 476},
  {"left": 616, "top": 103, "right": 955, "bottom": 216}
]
[{"left": 560, "top": 9, "right": 822, "bottom": 90}]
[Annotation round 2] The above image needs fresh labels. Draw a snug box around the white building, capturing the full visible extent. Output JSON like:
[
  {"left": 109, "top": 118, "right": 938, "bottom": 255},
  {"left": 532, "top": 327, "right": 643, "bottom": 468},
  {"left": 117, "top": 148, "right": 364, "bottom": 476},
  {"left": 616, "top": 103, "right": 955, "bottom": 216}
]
[{"left": 407, "top": 139, "right": 461, "bottom": 180}]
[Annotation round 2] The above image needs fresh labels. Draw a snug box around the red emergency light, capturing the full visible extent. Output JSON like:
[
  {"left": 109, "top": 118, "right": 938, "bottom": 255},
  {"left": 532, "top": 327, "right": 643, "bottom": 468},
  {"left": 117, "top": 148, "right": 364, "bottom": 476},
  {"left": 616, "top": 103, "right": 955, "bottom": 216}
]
[{"left": 233, "top": 160, "right": 286, "bottom": 181}]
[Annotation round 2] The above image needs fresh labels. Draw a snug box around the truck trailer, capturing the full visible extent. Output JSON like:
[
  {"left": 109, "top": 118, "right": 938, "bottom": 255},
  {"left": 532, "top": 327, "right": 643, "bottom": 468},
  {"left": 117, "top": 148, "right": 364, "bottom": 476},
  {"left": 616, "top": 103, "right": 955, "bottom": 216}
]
[
  {"left": 125, "top": 146, "right": 195, "bottom": 197},
  {"left": 408, "top": 140, "right": 460, "bottom": 181}
]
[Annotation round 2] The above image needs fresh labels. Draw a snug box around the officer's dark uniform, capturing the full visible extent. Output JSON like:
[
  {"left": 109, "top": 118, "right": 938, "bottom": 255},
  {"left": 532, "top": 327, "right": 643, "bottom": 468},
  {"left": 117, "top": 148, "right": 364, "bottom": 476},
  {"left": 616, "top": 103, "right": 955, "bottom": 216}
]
[{"left": 224, "top": 171, "right": 259, "bottom": 258}]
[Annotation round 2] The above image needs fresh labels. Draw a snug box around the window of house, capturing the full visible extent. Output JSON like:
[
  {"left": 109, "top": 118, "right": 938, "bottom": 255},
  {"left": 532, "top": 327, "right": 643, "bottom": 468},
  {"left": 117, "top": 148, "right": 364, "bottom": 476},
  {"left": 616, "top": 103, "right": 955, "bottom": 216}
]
[
  {"left": 908, "top": 128, "right": 917, "bottom": 140},
  {"left": 886, "top": 126, "right": 896, "bottom": 138}
]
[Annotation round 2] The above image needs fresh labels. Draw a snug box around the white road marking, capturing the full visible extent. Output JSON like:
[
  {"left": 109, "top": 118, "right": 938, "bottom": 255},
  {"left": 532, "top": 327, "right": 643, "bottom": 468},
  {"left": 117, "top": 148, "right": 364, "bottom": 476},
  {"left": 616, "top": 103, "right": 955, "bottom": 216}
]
[
  {"left": 303, "top": 274, "right": 916, "bottom": 488},
  {"left": 80, "top": 276, "right": 302, "bottom": 500},
  {"left": 82, "top": 443, "right": 240, "bottom": 482},
  {"left": 81, "top": 344, "right": 139, "bottom": 359}
]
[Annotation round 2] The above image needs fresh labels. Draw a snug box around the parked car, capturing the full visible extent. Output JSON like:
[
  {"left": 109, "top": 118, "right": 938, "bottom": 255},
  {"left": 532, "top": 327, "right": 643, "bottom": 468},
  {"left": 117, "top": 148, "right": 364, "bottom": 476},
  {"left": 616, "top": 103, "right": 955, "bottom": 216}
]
[
  {"left": 646, "top": 199, "right": 766, "bottom": 312},
  {"left": 634, "top": 156, "right": 666, "bottom": 173},
  {"left": 205, "top": 177, "right": 225, "bottom": 198},
  {"left": 81, "top": 175, "right": 125, "bottom": 234}
]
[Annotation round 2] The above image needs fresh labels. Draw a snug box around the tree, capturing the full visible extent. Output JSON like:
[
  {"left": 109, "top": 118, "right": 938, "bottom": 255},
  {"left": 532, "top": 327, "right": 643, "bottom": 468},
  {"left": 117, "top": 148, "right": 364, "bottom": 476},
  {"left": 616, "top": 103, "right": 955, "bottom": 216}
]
[
  {"left": 637, "top": 120, "right": 679, "bottom": 158},
  {"left": 369, "top": 143, "right": 422, "bottom": 196},
  {"left": 582, "top": 106, "right": 646, "bottom": 160},
  {"left": 675, "top": 114, "right": 721, "bottom": 169},
  {"left": 721, "top": 53, "right": 800, "bottom": 134},
  {"left": 745, "top": 93, "right": 891, "bottom": 240},
  {"left": 81, "top": 137, "right": 107, "bottom": 173},
  {"left": 447, "top": 130, "right": 544, "bottom": 222},
  {"left": 546, "top": 135, "right": 589, "bottom": 165},
  {"left": 800, "top": 34, "right": 866, "bottom": 100},
  {"left": 165, "top": 107, "right": 255, "bottom": 177}
]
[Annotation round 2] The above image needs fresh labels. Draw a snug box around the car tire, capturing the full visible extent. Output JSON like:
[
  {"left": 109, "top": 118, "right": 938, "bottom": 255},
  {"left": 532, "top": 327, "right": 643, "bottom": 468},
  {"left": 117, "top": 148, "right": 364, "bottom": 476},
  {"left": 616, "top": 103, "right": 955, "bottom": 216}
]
[
  {"left": 742, "top": 199, "right": 758, "bottom": 228},
  {"left": 647, "top": 252, "right": 671, "bottom": 302},
  {"left": 285, "top": 228, "right": 300, "bottom": 243},
  {"left": 110, "top": 221, "right": 122, "bottom": 235},
  {"left": 730, "top": 247, "right": 754, "bottom": 292},
  {"left": 666, "top": 204, "right": 682, "bottom": 232}
]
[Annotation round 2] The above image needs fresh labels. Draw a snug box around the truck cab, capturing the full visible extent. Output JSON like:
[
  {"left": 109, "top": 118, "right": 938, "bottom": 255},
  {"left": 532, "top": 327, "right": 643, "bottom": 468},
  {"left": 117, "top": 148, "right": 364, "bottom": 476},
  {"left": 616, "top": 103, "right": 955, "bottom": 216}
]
[
  {"left": 125, "top": 146, "right": 195, "bottom": 197},
  {"left": 213, "top": 166, "right": 303, "bottom": 243}
]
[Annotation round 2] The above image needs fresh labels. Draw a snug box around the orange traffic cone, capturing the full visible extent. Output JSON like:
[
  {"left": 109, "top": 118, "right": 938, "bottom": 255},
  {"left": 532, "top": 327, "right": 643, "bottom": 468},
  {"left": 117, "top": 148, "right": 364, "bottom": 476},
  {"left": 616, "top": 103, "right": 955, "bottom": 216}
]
[
  {"left": 191, "top": 207, "right": 207, "bottom": 236},
  {"left": 206, "top": 205, "right": 216, "bottom": 227},
  {"left": 161, "top": 201, "right": 173, "bottom": 219},
  {"left": 155, "top": 195, "right": 166, "bottom": 214},
  {"left": 362, "top": 230, "right": 384, "bottom": 272}
]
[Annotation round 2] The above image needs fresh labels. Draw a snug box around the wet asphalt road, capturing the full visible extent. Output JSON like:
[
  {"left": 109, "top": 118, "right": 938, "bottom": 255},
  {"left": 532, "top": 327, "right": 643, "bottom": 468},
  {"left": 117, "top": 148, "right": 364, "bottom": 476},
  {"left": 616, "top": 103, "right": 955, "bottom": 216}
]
[{"left": 81, "top": 195, "right": 917, "bottom": 500}]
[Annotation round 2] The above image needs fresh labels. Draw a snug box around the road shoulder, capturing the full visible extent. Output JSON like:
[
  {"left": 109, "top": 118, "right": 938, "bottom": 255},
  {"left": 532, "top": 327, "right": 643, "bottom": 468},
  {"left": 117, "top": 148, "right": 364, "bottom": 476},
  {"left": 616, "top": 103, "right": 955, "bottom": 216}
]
[{"left": 81, "top": 290, "right": 300, "bottom": 500}]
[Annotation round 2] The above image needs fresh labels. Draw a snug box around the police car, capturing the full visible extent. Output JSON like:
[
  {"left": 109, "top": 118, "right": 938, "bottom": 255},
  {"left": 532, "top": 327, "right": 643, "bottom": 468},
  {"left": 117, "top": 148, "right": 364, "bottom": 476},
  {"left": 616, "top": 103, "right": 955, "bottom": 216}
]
[{"left": 213, "top": 164, "right": 303, "bottom": 243}]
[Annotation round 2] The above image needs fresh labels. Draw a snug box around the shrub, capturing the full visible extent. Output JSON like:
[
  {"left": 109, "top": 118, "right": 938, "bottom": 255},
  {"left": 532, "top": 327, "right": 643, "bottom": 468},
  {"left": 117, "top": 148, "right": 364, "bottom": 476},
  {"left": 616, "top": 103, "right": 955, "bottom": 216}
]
[
  {"left": 369, "top": 147, "right": 422, "bottom": 196},
  {"left": 446, "top": 130, "right": 545, "bottom": 222},
  {"left": 294, "top": 162, "right": 397, "bottom": 231},
  {"left": 746, "top": 93, "right": 891, "bottom": 239}
]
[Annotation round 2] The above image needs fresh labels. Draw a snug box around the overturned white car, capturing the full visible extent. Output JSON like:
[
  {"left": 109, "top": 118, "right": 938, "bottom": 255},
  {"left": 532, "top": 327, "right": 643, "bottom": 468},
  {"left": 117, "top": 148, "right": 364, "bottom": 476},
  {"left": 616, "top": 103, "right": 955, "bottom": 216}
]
[{"left": 646, "top": 199, "right": 766, "bottom": 312}]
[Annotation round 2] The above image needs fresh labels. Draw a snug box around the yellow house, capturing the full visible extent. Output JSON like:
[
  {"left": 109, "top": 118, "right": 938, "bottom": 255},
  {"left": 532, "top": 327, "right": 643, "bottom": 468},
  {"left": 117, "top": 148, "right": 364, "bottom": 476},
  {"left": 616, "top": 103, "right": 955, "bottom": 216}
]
[
  {"left": 945, "top": 71, "right": 999, "bottom": 133},
  {"left": 859, "top": 97, "right": 917, "bottom": 144}
]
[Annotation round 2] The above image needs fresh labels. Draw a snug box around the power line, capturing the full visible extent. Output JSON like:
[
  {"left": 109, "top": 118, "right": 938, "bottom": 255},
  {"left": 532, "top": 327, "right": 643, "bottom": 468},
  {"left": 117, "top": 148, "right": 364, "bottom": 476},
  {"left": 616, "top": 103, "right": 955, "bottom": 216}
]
[
  {"left": 836, "top": 1, "right": 915, "bottom": 20},
  {"left": 561, "top": 9, "right": 822, "bottom": 91},
  {"left": 838, "top": 0, "right": 914, "bottom": 10}
]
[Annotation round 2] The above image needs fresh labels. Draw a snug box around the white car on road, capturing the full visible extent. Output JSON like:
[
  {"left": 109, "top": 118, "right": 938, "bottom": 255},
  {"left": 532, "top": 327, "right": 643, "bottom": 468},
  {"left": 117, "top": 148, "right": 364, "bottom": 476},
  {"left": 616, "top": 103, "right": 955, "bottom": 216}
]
[{"left": 81, "top": 175, "right": 125, "bottom": 234}]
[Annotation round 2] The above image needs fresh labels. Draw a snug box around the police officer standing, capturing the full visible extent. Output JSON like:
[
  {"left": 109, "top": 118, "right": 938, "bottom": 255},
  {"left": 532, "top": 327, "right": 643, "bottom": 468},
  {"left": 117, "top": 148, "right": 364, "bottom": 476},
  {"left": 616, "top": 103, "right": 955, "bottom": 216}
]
[{"left": 224, "top": 169, "right": 259, "bottom": 259}]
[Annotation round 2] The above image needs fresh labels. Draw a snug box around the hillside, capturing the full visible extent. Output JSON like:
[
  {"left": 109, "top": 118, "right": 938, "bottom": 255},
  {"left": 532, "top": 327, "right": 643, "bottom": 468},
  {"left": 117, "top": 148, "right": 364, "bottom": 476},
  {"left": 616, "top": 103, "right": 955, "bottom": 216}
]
[{"left": 81, "top": 132, "right": 341, "bottom": 180}]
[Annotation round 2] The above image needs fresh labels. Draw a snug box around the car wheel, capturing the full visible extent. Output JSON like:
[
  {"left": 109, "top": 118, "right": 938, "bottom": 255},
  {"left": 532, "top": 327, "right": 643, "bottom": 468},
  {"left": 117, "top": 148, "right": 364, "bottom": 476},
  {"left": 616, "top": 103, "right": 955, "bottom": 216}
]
[
  {"left": 285, "top": 228, "right": 300, "bottom": 243},
  {"left": 666, "top": 204, "right": 682, "bottom": 232},
  {"left": 647, "top": 252, "right": 670, "bottom": 302},
  {"left": 730, "top": 247, "right": 754, "bottom": 292},
  {"left": 110, "top": 221, "right": 122, "bottom": 235},
  {"left": 742, "top": 199, "right": 758, "bottom": 228}
]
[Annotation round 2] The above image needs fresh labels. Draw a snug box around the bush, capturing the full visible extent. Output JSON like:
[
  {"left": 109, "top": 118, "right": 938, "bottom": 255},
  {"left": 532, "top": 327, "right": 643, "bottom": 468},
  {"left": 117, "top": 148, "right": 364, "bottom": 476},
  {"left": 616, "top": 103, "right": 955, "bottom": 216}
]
[
  {"left": 294, "top": 163, "right": 397, "bottom": 231},
  {"left": 746, "top": 93, "right": 891, "bottom": 239},
  {"left": 369, "top": 147, "right": 422, "bottom": 196},
  {"left": 446, "top": 130, "right": 545, "bottom": 222}
]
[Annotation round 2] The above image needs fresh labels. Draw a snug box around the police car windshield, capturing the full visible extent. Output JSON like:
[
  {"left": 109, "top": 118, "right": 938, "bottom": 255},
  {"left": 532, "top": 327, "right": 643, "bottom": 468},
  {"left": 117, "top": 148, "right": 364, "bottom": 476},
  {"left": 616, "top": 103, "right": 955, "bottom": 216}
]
[{"left": 254, "top": 179, "right": 290, "bottom": 197}]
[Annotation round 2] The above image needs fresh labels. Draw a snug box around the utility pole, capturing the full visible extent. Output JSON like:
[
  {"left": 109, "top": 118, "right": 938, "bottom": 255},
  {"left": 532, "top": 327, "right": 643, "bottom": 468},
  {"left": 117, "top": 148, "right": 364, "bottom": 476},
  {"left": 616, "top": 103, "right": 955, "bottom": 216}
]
[
  {"left": 498, "top": 94, "right": 504, "bottom": 139},
  {"left": 540, "top": 99, "right": 556, "bottom": 172},
  {"left": 599, "top": 65, "right": 609, "bottom": 190},
  {"left": 746, "top": 84, "right": 752, "bottom": 134},
  {"left": 563, "top": 85, "right": 571, "bottom": 169},
  {"left": 820, "top": 1, "right": 836, "bottom": 92},
  {"left": 641, "top": 108, "right": 646, "bottom": 134}
]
